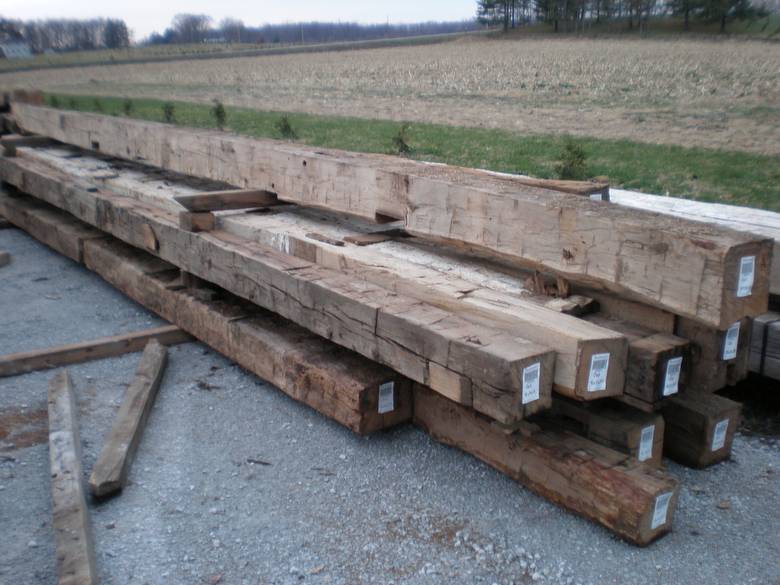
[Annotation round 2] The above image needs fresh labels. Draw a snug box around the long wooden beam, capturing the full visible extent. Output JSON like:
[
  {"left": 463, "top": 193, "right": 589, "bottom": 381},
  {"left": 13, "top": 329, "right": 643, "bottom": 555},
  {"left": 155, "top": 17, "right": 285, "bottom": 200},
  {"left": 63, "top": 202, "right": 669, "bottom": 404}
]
[
  {"left": 0, "top": 324, "right": 190, "bottom": 378},
  {"left": 19, "top": 148, "right": 627, "bottom": 401},
  {"left": 413, "top": 384, "right": 679, "bottom": 546},
  {"left": 10, "top": 104, "right": 772, "bottom": 327},
  {"left": 0, "top": 160, "right": 556, "bottom": 424},
  {"left": 173, "top": 189, "right": 278, "bottom": 212},
  {"left": 89, "top": 340, "right": 168, "bottom": 497},
  {"left": 48, "top": 370, "right": 98, "bottom": 585}
]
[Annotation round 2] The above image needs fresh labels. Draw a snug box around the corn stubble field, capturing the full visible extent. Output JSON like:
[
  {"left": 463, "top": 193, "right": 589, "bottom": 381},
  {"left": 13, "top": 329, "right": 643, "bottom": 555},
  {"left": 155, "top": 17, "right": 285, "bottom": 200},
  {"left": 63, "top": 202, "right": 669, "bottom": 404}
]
[{"left": 3, "top": 36, "right": 779, "bottom": 155}]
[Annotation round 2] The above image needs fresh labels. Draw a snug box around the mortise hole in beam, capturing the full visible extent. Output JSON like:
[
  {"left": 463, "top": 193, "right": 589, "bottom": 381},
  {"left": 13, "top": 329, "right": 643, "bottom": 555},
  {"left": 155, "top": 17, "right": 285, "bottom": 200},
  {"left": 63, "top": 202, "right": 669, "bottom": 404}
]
[
  {"left": 302, "top": 160, "right": 307, "bottom": 167},
  {"left": 91, "top": 141, "right": 100, "bottom": 151}
]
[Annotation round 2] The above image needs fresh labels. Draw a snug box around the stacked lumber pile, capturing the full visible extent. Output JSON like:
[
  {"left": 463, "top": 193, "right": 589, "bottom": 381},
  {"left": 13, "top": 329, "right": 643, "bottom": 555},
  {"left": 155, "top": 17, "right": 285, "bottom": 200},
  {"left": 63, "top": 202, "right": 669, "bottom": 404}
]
[{"left": 1, "top": 94, "right": 773, "bottom": 546}]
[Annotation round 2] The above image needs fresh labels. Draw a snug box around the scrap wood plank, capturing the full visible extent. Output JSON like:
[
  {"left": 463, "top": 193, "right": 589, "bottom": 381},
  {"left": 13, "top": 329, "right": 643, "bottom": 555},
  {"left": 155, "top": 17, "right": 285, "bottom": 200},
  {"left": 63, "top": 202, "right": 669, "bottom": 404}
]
[
  {"left": 413, "top": 384, "right": 679, "bottom": 546},
  {"left": 0, "top": 325, "right": 190, "bottom": 378},
  {"left": 173, "top": 189, "right": 278, "bottom": 212},
  {"left": 0, "top": 156, "right": 557, "bottom": 425},
  {"left": 48, "top": 370, "right": 98, "bottom": 585},
  {"left": 661, "top": 390, "right": 742, "bottom": 468},
  {"left": 1, "top": 133, "right": 55, "bottom": 156},
  {"left": 10, "top": 103, "right": 772, "bottom": 327},
  {"left": 89, "top": 340, "right": 168, "bottom": 497}
]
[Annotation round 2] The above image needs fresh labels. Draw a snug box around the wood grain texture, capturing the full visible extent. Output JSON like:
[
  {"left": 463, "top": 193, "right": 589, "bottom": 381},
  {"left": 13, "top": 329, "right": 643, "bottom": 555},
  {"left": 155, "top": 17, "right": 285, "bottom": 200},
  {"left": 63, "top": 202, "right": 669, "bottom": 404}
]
[
  {"left": 11, "top": 104, "right": 772, "bottom": 327},
  {"left": 173, "top": 189, "right": 278, "bottom": 212},
  {"left": 48, "top": 370, "right": 98, "bottom": 585},
  {"left": 661, "top": 390, "right": 742, "bottom": 468},
  {"left": 413, "top": 384, "right": 679, "bottom": 546},
  {"left": 0, "top": 324, "right": 189, "bottom": 378},
  {"left": 0, "top": 190, "right": 415, "bottom": 434},
  {"left": 0, "top": 154, "right": 556, "bottom": 424},
  {"left": 89, "top": 340, "right": 168, "bottom": 497},
  {"left": 5, "top": 151, "right": 625, "bottom": 401},
  {"left": 552, "top": 397, "right": 665, "bottom": 467}
]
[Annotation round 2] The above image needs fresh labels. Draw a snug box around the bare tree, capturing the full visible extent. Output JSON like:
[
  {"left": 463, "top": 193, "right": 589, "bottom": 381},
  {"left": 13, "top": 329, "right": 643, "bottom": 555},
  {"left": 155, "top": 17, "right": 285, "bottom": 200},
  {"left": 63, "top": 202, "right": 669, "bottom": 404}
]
[{"left": 171, "top": 14, "right": 212, "bottom": 44}]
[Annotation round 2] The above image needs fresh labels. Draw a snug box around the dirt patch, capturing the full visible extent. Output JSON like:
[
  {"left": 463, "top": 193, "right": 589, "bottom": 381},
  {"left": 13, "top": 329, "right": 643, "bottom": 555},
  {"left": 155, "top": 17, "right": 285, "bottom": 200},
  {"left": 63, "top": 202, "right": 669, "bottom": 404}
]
[{"left": 0, "top": 407, "right": 48, "bottom": 452}]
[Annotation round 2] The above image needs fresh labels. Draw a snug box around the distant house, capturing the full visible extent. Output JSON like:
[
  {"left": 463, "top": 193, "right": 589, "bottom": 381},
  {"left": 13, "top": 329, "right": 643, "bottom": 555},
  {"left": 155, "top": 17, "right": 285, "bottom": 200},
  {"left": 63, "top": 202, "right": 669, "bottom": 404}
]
[{"left": 0, "top": 43, "right": 33, "bottom": 60}]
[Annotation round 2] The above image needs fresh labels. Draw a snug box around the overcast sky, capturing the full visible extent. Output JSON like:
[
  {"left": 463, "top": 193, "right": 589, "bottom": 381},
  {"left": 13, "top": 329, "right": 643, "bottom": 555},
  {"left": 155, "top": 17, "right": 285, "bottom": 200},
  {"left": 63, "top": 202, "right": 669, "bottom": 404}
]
[{"left": 1, "top": 0, "right": 478, "bottom": 41}]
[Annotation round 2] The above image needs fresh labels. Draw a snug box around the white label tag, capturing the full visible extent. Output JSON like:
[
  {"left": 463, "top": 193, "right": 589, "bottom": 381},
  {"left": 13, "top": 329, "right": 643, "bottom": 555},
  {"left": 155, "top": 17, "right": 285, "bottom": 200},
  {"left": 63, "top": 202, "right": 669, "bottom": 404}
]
[
  {"left": 651, "top": 492, "right": 673, "bottom": 529},
  {"left": 662, "top": 357, "right": 683, "bottom": 397},
  {"left": 638, "top": 425, "right": 655, "bottom": 462},
  {"left": 378, "top": 382, "right": 395, "bottom": 414},
  {"left": 521, "top": 363, "right": 541, "bottom": 405},
  {"left": 736, "top": 256, "right": 755, "bottom": 298},
  {"left": 589, "top": 193, "right": 604, "bottom": 202},
  {"left": 711, "top": 419, "right": 729, "bottom": 451},
  {"left": 587, "top": 353, "right": 610, "bottom": 392},
  {"left": 722, "top": 322, "right": 740, "bottom": 360}
]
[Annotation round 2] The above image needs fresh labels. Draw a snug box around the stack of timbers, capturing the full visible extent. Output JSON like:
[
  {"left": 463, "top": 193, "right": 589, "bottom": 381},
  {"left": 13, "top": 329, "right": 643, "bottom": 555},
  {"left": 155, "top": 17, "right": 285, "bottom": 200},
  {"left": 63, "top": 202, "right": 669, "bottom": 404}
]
[{"left": 1, "top": 100, "right": 773, "bottom": 544}]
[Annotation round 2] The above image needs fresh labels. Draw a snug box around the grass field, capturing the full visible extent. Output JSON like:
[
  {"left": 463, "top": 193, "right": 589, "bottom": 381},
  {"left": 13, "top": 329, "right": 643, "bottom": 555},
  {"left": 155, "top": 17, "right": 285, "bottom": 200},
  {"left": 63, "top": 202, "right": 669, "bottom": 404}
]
[
  {"left": 44, "top": 93, "right": 780, "bottom": 211},
  {"left": 5, "top": 36, "right": 779, "bottom": 156}
]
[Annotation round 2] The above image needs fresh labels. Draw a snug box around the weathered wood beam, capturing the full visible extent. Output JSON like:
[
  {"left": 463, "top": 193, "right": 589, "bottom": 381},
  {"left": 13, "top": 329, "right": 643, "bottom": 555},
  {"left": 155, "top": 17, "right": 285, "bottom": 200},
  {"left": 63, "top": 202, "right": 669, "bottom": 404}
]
[
  {"left": 178, "top": 210, "right": 215, "bottom": 232},
  {"left": 413, "top": 384, "right": 679, "bottom": 546},
  {"left": 0, "top": 161, "right": 555, "bottom": 424},
  {"left": 551, "top": 397, "right": 665, "bottom": 467},
  {"left": 749, "top": 312, "right": 780, "bottom": 380},
  {"left": 661, "top": 391, "right": 742, "bottom": 468},
  {"left": 173, "top": 189, "right": 278, "bottom": 212},
  {"left": 10, "top": 104, "right": 772, "bottom": 327},
  {"left": 1, "top": 133, "right": 55, "bottom": 156},
  {"left": 0, "top": 324, "right": 190, "bottom": 378},
  {"left": 48, "top": 370, "right": 98, "bottom": 585},
  {"left": 89, "top": 340, "right": 168, "bottom": 498}
]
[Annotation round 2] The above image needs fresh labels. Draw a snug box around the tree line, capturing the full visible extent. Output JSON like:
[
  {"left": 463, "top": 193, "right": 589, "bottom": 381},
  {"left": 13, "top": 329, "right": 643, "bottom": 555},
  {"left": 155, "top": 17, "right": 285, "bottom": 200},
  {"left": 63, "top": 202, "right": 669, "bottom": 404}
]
[
  {"left": 477, "top": 0, "right": 769, "bottom": 32},
  {"left": 0, "top": 18, "right": 130, "bottom": 52},
  {"left": 147, "top": 15, "right": 477, "bottom": 45}
]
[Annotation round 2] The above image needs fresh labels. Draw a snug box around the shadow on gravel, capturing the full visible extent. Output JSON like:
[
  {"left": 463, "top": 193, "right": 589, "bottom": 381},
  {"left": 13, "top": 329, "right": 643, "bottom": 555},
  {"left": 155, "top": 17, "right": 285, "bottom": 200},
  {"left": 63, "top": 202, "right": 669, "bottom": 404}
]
[{"left": 720, "top": 374, "right": 780, "bottom": 438}]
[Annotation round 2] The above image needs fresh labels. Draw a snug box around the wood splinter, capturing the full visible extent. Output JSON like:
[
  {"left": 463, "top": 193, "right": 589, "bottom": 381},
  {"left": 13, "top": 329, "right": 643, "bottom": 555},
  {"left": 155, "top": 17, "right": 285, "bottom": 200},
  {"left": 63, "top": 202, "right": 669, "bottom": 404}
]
[{"left": 89, "top": 340, "right": 168, "bottom": 497}]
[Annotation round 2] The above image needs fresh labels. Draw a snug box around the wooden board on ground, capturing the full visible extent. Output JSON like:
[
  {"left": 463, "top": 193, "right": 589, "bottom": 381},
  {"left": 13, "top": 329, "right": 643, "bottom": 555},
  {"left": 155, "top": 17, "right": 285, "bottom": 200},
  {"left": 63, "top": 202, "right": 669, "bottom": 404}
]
[
  {"left": 661, "top": 391, "right": 742, "bottom": 468},
  {"left": 10, "top": 104, "right": 772, "bottom": 328},
  {"left": 749, "top": 312, "right": 780, "bottom": 381},
  {"left": 89, "top": 340, "right": 168, "bottom": 497},
  {"left": 48, "top": 370, "right": 98, "bottom": 585},
  {"left": 0, "top": 154, "right": 558, "bottom": 424},
  {"left": 0, "top": 324, "right": 190, "bottom": 378},
  {"left": 413, "top": 384, "right": 679, "bottom": 546},
  {"left": 551, "top": 398, "right": 665, "bottom": 467}
]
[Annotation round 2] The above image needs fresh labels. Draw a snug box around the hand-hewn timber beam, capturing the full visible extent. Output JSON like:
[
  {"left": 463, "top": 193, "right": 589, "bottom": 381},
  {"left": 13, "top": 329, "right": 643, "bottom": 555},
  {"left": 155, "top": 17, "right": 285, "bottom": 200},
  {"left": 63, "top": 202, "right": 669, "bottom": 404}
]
[{"left": 10, "top": 104, "right": 772, "bottom": 327}]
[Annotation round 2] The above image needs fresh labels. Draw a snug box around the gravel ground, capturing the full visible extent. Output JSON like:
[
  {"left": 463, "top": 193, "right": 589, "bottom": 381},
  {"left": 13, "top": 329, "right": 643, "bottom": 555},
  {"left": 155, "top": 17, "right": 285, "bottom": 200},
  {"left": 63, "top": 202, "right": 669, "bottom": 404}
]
[{"left": 1, "top": 228, "right": 779, "bottom": 585}]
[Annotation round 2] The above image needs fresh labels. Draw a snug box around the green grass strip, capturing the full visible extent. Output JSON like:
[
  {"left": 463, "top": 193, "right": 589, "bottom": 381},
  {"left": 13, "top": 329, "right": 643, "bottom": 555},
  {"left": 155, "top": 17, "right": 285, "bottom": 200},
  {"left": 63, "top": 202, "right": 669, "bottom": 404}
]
[{"left": 45, "top": 93, "right": 780, "bottom": 212}]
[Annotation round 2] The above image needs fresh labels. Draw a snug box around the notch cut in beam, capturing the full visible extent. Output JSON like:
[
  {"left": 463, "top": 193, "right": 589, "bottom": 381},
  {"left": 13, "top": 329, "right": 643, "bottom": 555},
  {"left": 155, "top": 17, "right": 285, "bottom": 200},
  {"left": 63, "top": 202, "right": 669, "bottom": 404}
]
[{"left": 173, "top": 189, "right": 278, "bottom": 212}]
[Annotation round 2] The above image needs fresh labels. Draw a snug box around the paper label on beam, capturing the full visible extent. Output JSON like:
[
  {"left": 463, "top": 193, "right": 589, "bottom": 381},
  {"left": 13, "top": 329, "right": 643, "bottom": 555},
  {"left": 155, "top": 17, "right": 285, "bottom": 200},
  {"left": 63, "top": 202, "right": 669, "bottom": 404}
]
[
  {"left": 521, "top": 363, "right": 541, "bottom": 405},
  {"left": 737, "top": 256, "right": 755, "bottom": 298},
  {"left": 378, "top": 382, "right": 395, "bottom": 414},
  {"left": 638, "top": 425, "right": 655, "bottom": 462},
  {"left": 651, "top": 492, "right": 673, "bottom": 529},
  {"left": 662, "top": 357, "right": 683, "bottom": 397},
  {"left": 587, "top": 353, "right": 610, "bottom": 392},
  {"left": 722, "top": 322, "right": 741, "bottom": 360},
  {"left": 711, "top": 419, "right": 729, "bottom": 451}
]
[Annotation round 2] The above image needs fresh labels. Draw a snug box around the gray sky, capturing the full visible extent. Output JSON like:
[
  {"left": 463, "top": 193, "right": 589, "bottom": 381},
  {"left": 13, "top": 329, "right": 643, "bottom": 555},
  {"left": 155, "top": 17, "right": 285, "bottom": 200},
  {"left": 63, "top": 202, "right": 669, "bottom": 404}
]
[{"left": 1, "top": 0, "right": 478, "bottom": 42}]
